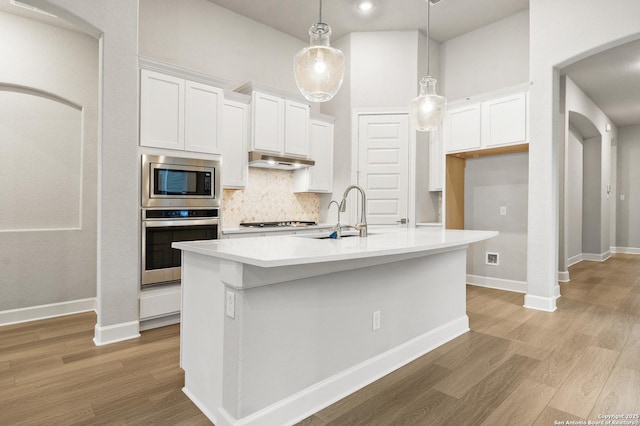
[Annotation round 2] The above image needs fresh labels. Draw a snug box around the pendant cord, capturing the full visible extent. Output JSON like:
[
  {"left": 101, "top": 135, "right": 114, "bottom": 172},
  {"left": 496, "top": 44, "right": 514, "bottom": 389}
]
[
  {"left": 426, "top": 0, "right": 430, "bottom": 76},
  {"left": 319, "top": 0, "right": 323, "bottom": 23}
]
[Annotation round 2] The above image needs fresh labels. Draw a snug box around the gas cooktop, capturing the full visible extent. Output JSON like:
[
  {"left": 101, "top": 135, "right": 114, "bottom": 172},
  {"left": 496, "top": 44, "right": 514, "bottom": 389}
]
[{"left": 239, "top": 221, "right": 317, "bottom": 228}]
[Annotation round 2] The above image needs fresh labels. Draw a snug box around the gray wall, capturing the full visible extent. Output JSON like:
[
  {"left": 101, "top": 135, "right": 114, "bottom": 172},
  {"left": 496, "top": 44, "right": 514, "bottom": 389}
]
[
  {"left": 139, "top": 0, "right": 305, "bottom": 95},
  {"left": 439, "top": 10, "right": 530, "bottom": 285},
  {"left": 567, "top": 129, "right": 583, "bottom": 261},
  {"left": 440, "top": 10, "right": 529, "bottom": 101},
  {"left": 582, "top": 136, "right": 602, "bottom": 255},
  {"left": 560, "top": 77, "right": 615, "bottom": 278},
  {"left": 465, "top": 152, "right": 529, "bottom": 282},
  {"left": 617, "top": 124, "right": 640, "bottom": 249},
  {"left": 0, "top": 11, "right": 98, "bottom": 311}
]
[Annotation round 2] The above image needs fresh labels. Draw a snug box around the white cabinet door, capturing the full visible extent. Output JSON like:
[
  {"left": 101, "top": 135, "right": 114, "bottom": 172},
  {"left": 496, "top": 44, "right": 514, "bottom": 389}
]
[
  {"left": 140, "top": 69, "right": 185, "bottom": 150},
  {"left": 445, "top": 104, "right": 481, "bottom": 153},
  {"left": 140, "top": 69, "right": 224, "bottom": 154},
  {"left": 221, "top": 99, "right": 249, "bottom": 188},
  {"left": 284, "top": 100, "right": 310, "bottom": 157},
  {"left": 185, "top": 80, "right": 224, "bottom": 154},
  {"left": 252, "top": 92, "right": 284, "bottom": 153},
  {"left": 308, "top": 119, "right": 333, "bottom": 191},
  {"left": 294, "top": 118, "right": 333, "bottom": 193},
  {"left": 481, "top": 92, "right": 527, "bottom": 148}
]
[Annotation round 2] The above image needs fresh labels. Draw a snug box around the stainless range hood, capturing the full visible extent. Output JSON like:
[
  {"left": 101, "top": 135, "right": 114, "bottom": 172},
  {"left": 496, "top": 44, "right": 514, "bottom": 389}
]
[{"left": 248, "top": 151, "right": 315, "bottom": 170}]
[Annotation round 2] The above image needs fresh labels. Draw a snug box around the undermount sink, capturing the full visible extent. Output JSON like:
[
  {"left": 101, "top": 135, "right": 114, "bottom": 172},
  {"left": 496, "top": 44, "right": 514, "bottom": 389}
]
[{"left": 299, "top": 230, "right": 372, "bottom": 239}]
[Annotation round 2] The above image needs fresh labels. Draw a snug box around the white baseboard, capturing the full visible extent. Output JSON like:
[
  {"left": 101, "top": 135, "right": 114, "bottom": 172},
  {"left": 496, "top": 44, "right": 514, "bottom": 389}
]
[
  {"left": 558, "top": 271, "right": 570, "bottom": 282},
  {"left": 139, "top": 313, "right": 180, "bottom": 331},
  {"left": 196, "top": 316, "right": 470, "bottom": 426},
  {"left": 93, "top": 320, "right": 140, "bottom": 346},
  {"left": 583, "top": 251, "right": 611, "bottom": 262},
  {"left": 183, "top": 388, "right": 223, "bottom": 425},
  {"left": 466, "top": 274, "right": 527, "bottom": 293},
  {"left": 567, "top": 254, "right": 583, "bottom": 267},
  {"left": 524, "top": 294, "right": 557, "bottom": 312},
  {"left": 568, "top": 251, "right": 612, "bottom": 267},
  {"left": 611, "top": 247, "right": 640, "bottom": 255},
  {"left": 554, "top": 284, "right": 561, "bottom": 299},
  {"left": 0, "top": 297, "right": 96, "bottom": 327}
]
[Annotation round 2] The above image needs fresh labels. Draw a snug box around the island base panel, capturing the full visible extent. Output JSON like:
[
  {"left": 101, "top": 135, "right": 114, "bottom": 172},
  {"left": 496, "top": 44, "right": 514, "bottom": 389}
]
[{"left": 181, "top": 247, "right": 470, "bottom": 426}]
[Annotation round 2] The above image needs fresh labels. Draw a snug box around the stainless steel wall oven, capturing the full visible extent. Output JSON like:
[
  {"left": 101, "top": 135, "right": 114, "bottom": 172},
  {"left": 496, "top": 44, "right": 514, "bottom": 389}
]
[{"left": 141, "top": 154, "right": 221, "bottom": 288}]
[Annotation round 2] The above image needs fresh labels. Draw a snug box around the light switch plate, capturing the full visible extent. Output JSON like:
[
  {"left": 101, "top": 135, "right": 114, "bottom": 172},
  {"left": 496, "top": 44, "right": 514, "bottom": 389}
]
[{"left": 372, "top": 310, "right": 381, "bottom": 331}]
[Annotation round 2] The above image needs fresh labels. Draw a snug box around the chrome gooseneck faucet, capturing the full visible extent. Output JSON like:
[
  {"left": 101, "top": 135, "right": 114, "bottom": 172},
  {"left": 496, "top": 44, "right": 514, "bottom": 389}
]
[{"left": 339, "top": 185, "right": 368, "bottom": 237}]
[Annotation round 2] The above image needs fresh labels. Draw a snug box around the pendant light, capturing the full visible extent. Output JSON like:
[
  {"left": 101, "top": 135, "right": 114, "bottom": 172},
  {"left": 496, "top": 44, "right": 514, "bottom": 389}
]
[
  {"left": 294, "top": 0, "right": 345, "bottom": 102},
  {"left": 409, "top": 0, "right": 446, "bottom": 131}
]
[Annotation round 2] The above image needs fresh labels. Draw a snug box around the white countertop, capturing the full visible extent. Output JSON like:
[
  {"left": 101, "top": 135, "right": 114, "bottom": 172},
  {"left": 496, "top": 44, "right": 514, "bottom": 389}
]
[{"left": 174, "top": 227, "right": 498, "bottom": 268}]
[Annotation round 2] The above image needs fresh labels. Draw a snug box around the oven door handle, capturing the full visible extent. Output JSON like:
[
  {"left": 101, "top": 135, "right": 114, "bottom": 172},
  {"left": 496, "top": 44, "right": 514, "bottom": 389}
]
[{"left": 142, "top": 218, "right": 220, "bottom": 228}]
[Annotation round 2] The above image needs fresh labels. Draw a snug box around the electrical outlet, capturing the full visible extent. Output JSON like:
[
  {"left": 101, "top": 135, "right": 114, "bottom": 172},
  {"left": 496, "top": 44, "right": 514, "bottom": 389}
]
[
  {"left": 372, "top": 310, "right": 381, "bottom": 331},
  {"left": 500, "top": 206, "right": 507, "bottom": 216},
  {"left": 620, "top": 194, "right": 625, "bottom": 201},
  {"left": 226, "top": 290, "right": 235, "bottom": 319},
  {"left": 486, "top": 252, "right": 499, "bottom": 265}
]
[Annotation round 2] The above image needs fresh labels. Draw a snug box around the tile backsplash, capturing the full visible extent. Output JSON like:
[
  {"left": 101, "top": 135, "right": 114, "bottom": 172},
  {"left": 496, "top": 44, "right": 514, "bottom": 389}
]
[{"left": 222, "top": 168, "right": 319, "bottom": 228}]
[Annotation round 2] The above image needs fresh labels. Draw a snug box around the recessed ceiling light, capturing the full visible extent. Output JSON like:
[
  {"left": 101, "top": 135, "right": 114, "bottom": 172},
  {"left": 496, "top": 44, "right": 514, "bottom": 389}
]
[{"left": 357, "top": 0, "right": 374, "bottom": 12}]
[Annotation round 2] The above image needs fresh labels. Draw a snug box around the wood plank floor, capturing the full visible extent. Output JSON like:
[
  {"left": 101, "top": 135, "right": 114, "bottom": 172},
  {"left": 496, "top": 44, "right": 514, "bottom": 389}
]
[{"left": 2, "top": 254, "right": 640, "bottom": 425}]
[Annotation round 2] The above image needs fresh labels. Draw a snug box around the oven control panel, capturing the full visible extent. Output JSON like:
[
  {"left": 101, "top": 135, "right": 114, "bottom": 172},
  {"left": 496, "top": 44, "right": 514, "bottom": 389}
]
[{"left": 143, "top": 209, "right": 219, "bottom": 220}]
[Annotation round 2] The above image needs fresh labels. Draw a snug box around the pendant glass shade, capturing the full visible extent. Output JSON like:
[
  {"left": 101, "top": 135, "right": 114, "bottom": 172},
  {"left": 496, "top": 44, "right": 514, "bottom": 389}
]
[
  {"left": 409, "top": 76, "right": 446, "bottom": 132},
  {"left": 294, "top": 23, "right": 345, "bottom": 102}
]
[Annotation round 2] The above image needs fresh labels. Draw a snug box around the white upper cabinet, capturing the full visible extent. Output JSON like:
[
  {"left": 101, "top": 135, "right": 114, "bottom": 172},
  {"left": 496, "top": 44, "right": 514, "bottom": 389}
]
[
  {"left": 445, "top": 104, "right": 481, "bottom": 153},
  {"left": 481, "top": 92, "right": 527, "bottom": 148},
  {"left": 444, "top": 90, "right": 528, "bottom": 154},
  {"left": 295, "top": 115, "right": 334, "bottom": 193},
  {"left": 140, "top": 69, "right": 224, "bottom": 154},
  {"left": 140, "top": 70, "right": 185, "bottom": 151},
  {"left": 252, "top": 91, "right": 285, "bottom": 153},
  {"left": 184, "top": 80, "right": 224, "bottom": 154},
  {"left": 284, "top": 100, "right": 310, "bottom": 157},
  {"left": 221, "top": 95, "right": 250, "bottom": 189},
  {"left": 236, "top": 82, "right": 311, "bottom": 158}
]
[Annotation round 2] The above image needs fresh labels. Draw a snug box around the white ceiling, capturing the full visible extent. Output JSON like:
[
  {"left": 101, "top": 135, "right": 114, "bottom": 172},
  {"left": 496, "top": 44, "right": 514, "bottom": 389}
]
[
  {"left": 561, "top": 38, "right": 640, "bottom": 129},
  {"left": 209, "top": 0, "right": 640, "bottom": 128},
  {"left": 2, "top": 0, "right": 639, "bottom": 128},
  {"left": 207, "top": 0, "right": 529, "bottom": 43}
]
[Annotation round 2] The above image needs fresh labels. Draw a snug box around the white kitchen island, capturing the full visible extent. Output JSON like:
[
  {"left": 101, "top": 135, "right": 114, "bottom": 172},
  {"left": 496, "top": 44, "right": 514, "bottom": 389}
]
[{"left": 173, "top": 227, "right": 497, "bottom": 426}]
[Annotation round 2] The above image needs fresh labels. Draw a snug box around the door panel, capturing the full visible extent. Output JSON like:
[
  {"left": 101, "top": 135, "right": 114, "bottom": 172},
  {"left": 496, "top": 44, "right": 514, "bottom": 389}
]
[
  {"left": 185, "top": 81, "right": 223, "bottom": 154},
  {"left": 358, "top": 114, "right": 409, "bottom": 225}
]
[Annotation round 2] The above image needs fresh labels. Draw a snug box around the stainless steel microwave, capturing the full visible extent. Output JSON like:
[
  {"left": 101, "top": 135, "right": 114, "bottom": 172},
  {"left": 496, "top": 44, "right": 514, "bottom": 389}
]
[{"left": 141, "top": 154, "right": 221, "bottom": 208}]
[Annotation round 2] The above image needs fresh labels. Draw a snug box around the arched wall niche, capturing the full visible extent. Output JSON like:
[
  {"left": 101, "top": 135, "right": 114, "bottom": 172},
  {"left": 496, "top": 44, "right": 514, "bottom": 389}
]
[{"left": 0, "top": 83, "right": 82, "bottom": 231}]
